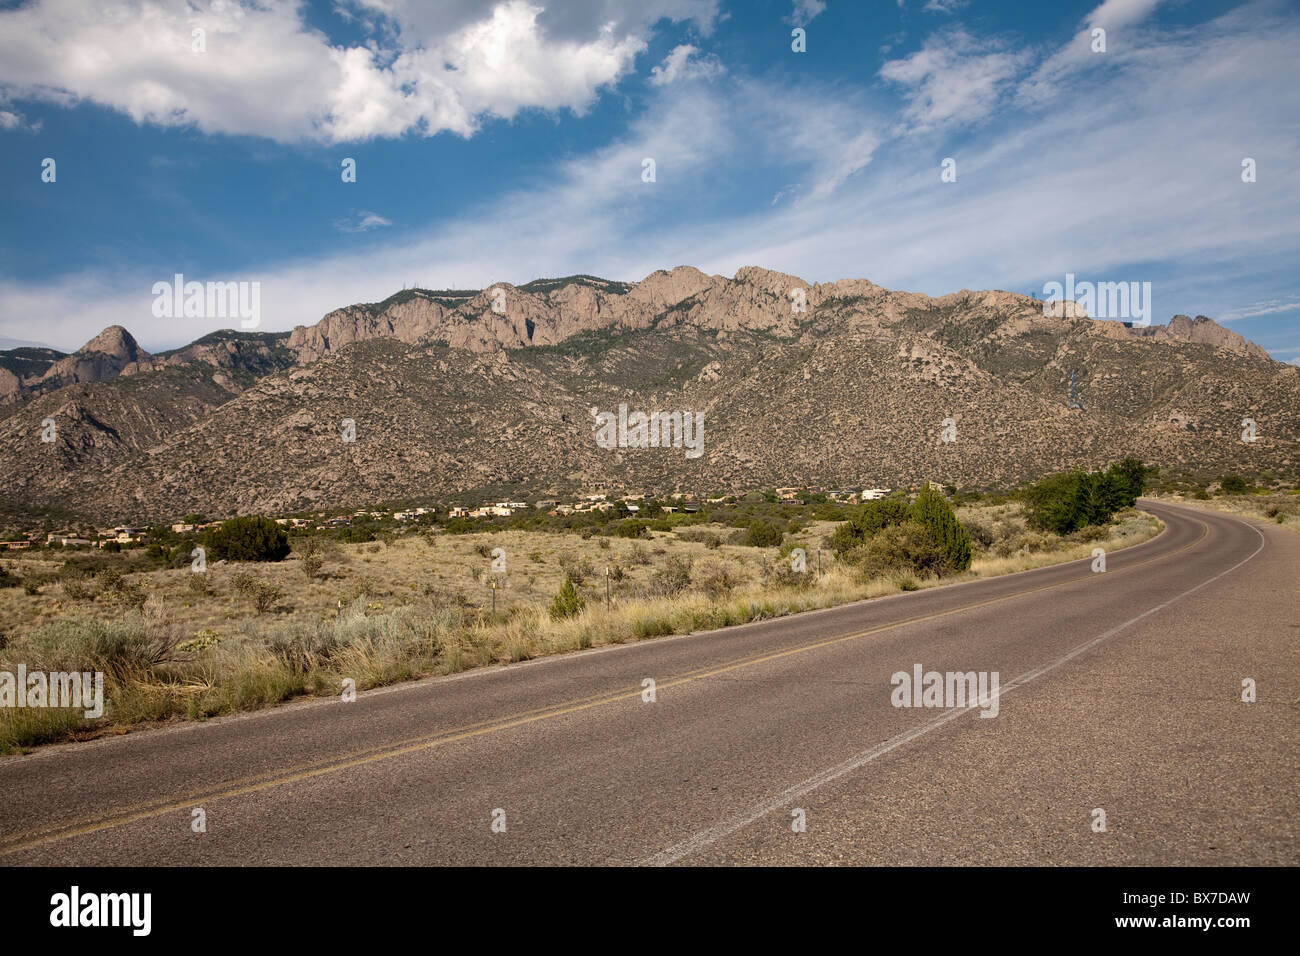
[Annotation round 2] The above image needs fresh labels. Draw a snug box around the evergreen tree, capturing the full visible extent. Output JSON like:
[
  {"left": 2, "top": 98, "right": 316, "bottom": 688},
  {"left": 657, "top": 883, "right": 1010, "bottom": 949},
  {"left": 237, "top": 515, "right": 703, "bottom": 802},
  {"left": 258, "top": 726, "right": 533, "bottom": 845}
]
[{"left": 911, "top": 484, "right": 972, "bottom": 573}]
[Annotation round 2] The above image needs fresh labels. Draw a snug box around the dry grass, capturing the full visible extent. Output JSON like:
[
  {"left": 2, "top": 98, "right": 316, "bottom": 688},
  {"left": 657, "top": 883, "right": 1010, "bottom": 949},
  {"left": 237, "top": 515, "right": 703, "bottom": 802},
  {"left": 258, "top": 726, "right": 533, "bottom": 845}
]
[
  {"left": 0, "top": 505, "right": 1161, "bottom": 753},
  {"left": 1151, "top": 491, "right": 1300, "bottom": 534}
]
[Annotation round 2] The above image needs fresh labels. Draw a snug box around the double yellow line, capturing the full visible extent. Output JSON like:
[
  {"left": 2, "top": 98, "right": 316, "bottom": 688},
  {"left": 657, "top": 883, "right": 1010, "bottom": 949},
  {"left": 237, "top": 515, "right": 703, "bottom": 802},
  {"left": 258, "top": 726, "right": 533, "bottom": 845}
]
[{"left": 0, "top": 513, "right": 1208, "bottom": 857}]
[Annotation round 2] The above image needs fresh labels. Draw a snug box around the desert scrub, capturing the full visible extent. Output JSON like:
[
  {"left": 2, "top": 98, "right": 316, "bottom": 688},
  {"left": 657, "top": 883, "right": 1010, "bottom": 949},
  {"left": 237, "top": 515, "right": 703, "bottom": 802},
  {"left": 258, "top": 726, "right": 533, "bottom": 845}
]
[
  {"left": 0, "top": 507, "right": 1161, "bottom": 751},
  {"left": 558, "top": 554, "right": 593, "bottom": 584},
  {"left": 648, "top": 555, "right": 693, "bottom": 596},
  {"left": 693, "top": 558, "right": 745, "bottom": 597},
  {"left": 10, "top": 613, "right": 178, "bottom": 683},
  {"left": 232, "top": 572, "right": 282, "bottom": 613}
]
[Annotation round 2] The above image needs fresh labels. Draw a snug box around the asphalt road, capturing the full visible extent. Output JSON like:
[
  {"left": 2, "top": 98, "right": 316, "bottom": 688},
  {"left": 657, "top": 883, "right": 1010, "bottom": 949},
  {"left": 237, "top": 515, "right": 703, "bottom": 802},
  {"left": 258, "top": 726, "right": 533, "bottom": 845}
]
[{"left": 1, "top": 500, "right": 1295, "bottom": 865}]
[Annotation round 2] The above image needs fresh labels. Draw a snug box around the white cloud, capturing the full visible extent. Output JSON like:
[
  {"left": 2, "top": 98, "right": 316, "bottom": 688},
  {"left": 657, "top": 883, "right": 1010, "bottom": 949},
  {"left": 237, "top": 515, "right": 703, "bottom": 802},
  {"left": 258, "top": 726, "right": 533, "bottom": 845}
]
[
  {"left": 334, "top": 211, "right": 394, "bottom": 233},
  {"left": 0, "top": 96, "right": 40, "bottom": 132},
  {"left": 787, "top": 0, "right": 827, "bottom": 25},
  {"left": 1018, "top": 0, "right": 1166, "bottom": 105},
  {"left": 0, "top": 0, "right": 719, "bottom": 143},
  {"left": 649, "top": 45, "right": 724, "bottom": 85},
  {"left": 1217, "top": 298, "right": 1300, "bottom": 322},
  {"left": 879, "top": 29, "right": 1027, "bottom": 130},
  {"left": 2, "top": 1, "right": 1297, "bottom": 364},
  {"left": 922, "top": 0, "right": 969, "bottom": 13}
]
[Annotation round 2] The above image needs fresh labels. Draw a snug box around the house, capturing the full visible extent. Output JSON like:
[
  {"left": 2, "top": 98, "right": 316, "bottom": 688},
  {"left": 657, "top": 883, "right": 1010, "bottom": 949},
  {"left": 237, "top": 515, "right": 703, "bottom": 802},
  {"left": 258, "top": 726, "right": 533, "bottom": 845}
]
[
  {"left": 47, "top": 533, "right": 91, "bottom": 547},
  {"left": 172, "top": 523, "right": 196, "bottom": 533},
  {"left": 861, "top": 488, "right": 891, "bottom": 500},
  {"left": 448, "top": 507, "right": 469, "bottom": 518},
  {"left": 2, "top": 540, "right": 32, "bottom": 550}
]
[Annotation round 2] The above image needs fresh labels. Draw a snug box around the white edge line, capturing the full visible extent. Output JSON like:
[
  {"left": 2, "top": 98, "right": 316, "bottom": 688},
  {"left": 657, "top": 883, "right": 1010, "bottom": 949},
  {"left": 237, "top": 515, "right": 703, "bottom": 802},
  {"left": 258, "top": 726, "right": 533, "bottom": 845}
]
[{"left": 641, "top": 515, "right": 1266, "bottom": 866}]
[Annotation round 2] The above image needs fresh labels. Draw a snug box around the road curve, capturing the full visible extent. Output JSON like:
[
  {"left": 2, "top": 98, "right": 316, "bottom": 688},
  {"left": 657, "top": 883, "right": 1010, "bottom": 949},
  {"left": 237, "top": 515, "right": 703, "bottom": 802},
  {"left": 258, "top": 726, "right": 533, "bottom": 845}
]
[{"left": 1, "top": 500, "right": 1295, "bottom": 865}]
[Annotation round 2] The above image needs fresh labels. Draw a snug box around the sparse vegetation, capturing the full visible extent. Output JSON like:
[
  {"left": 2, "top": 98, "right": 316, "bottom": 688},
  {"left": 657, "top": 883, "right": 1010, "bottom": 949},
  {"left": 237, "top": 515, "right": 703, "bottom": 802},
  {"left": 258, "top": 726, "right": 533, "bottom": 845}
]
[{"left": 0, "top": 492, "right": 1163, "bottom": 752}]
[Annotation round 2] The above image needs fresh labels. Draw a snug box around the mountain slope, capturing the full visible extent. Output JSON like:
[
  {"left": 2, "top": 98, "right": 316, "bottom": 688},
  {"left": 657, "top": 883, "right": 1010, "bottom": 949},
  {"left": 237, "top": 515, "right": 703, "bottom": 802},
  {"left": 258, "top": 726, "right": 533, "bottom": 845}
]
[{"left": 0, "top": 267, "right": 1294, "bottom": 523}]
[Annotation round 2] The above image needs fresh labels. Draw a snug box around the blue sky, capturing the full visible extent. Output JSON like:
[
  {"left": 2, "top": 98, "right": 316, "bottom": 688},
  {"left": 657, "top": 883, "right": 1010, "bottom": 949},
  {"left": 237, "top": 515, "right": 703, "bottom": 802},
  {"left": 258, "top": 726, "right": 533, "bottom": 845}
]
[{"left": 0, "top": 0, "right": 1297, "bottom": 363}]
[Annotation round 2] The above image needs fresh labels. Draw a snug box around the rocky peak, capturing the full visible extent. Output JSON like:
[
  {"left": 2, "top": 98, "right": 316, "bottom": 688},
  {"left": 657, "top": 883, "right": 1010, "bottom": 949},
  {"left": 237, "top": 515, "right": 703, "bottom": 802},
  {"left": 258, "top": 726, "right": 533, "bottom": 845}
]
[
  {"left": 1160, "top": 314, "right": 1270, "bottom": 360},
  {"left": 34, "top": 326, "right": 152, "bottom": 391},
  {"left": 625, "top": 266, "right": 719, "bottom": 312},
  {"left": 80, "top": 325, "right": 143, "bottom": 361}
]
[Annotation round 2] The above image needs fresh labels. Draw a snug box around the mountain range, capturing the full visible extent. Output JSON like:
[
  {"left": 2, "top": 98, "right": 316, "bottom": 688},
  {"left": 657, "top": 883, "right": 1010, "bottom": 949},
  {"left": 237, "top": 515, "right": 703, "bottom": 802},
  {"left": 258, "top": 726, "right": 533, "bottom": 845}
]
[{"left": 1, "top": 266, "right": 1295, "bottom": 525}]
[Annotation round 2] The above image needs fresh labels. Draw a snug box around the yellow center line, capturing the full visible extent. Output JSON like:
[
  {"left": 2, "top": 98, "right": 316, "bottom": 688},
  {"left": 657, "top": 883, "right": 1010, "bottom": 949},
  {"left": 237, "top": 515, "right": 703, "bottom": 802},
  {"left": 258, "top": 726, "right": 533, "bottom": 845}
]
[{"left": 0, "top": 512, "right": 1209, "bottom": 856}]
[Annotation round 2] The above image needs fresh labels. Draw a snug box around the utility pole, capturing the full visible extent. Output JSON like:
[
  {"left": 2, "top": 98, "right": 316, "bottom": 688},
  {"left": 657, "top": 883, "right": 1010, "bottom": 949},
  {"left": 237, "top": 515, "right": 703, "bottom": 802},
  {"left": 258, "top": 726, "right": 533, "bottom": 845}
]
[
  {"left": 1068, "top": 370, "right": 1084, "bottom": 411},
  {"left": 605, "top": 566, "right": 611, "bottom": 609}
]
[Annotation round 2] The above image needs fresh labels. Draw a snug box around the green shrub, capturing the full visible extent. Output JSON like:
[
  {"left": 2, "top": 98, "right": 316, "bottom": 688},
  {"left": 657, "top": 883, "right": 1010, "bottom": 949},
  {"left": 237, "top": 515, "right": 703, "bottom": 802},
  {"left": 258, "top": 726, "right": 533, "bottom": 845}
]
[
  {"left": 615, "top": 519, "right": 650, "bottom": 538},
  {"left": 548, "top": 576, "right": 585, "bottom": 620},
  {"left": 1024, "top": 461, "right": 1145, "bottom": 535},
  {"left": 1219, "top": 474, "right": 1247, "bottom": 495},
  {"left": 911, "top": 484, "right": 972, "bottom": 573},
  {"left": 743, "top": 521, "right": 784, "bottom": 548},
  {"left": 831, "top": 498, "right": 910, "bottom": 554},
  {"left": 852, "top": 521, "right": 949, "bottom": 579},
  {"left": 1108, "top": 457, "right": 1148, "bottom": 506},
  {"left": 204, "top": 516, "right": 290, "bottom": 562}
]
